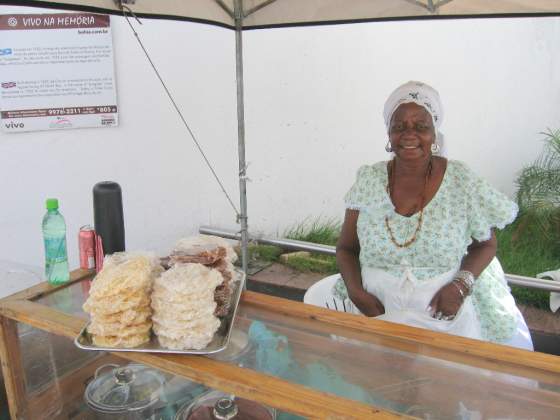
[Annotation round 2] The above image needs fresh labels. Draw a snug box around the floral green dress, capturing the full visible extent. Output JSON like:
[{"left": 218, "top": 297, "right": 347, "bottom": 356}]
[{"left": 337, "top": 159, "right": 520, "bottom": 343}]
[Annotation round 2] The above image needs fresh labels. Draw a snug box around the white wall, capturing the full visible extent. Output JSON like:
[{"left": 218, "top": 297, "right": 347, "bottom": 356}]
[
  {"left": 244, "top": 18, "right": 560, "bottom": 233},
  {"left": 0, "top": 6, "right": 238, "bottom": 272},
  {"left": 1, "top": 6, "right": 559, "bottom": 277}
]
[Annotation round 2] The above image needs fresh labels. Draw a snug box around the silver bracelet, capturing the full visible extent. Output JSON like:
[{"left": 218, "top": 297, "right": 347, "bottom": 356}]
[
  {"left": 451, "top": 280, "right": 465, "bottom": 299},
  {"left": 454, "top": 270, "right": 475, "bottom": 295}
]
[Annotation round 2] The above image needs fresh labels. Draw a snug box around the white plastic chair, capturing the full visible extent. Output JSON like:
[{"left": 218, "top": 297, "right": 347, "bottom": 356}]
[{"left": 303, "top": 273, "right": 351, "bottom": 312}]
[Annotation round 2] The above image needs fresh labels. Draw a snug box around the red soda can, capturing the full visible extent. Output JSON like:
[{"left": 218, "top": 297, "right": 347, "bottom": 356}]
[{"left": 79, "top": 225, "right": 96, "bottom": 270}]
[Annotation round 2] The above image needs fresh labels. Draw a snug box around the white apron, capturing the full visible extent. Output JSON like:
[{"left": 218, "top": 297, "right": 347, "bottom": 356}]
[{"left": 350, "top": 265, "right": 483, "bottom": 341}]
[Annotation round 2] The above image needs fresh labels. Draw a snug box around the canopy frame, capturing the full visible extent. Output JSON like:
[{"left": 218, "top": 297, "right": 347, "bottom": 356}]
[{"left": 3, "top": 0, "right": 560, "bottom": 31}]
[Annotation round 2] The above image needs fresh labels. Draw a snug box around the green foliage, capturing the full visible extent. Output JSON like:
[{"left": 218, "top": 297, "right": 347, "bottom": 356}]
[
  {"left": 509, "top": 285, "right": 550, "bottom": 311},
  {"left": 284, "top": 217, "right": 341, "bottom": 246},
  {"left": 247, "top": 244, "right": 283, "bottom": 263},
  {"left": 508, "top": 129, "right": 560, "bottom": 309},
  {"left": 515, "top": 129, "right": 560, "bottom": 244},
  {"left": 283, "top": 254, "right": 338, "bottom": 274},
  {"left": 281, "top": 218, "right": 340, "bottom": 273},
  {"left": 496, "top": 221, "right": 559, "bottom": 309}
]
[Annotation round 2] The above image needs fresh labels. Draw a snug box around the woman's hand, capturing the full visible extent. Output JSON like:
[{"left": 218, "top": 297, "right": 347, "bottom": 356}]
[
  {"left": 427, "top": 281, "right": 465, "bottom": 320},
  {"left": 428, "top": 231, "right": 497, "bottom": 320},
  {"left": 349, "top": 288, "right": 385, "bottom": 317}
]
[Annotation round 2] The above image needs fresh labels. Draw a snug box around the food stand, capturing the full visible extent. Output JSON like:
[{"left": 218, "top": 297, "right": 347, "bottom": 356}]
[
  {"left": 1, "top": 269, "right": 559, "bottom": 419},
  {"left": 1, "top": 1, "right": 559, "bottom": 418}
]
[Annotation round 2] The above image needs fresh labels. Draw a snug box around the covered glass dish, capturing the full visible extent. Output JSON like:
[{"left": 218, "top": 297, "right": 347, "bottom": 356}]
[
  {"left": 175, "top": 389, "right": 276, "bottom": 420},
  {"left": 84, "top": 363, "right": 165, "bottom": 419}
]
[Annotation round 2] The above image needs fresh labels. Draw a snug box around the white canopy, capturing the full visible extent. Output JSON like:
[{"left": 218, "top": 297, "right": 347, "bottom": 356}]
[{"left": 25, "top": 0, "right": 560, "bottom": 29}]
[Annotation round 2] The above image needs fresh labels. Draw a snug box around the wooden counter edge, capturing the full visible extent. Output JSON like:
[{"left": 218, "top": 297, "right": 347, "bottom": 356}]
[
  {"left": 0, "top": 269, "right": 93, "bottom": 303},
  {"left": 241, "top": 290, "right": 560, "bottom": 375},
  {"left": 0, "top": 316, "right": 27, "bottom": 420}
]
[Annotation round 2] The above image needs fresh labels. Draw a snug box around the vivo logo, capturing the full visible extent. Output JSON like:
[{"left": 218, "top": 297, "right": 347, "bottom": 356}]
[{"left": 4, "top": 121, "right": 24, "bottom": 129}]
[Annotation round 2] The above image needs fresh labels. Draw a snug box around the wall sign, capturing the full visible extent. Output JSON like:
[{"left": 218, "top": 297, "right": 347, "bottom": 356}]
[{"left": 0, "top": 13, "right": 118, "bottom": 132}]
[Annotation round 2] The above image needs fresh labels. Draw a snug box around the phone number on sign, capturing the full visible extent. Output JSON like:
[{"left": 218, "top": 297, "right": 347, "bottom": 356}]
[{"left": 47, "top": 106, "right": 116, "bottom": 116}]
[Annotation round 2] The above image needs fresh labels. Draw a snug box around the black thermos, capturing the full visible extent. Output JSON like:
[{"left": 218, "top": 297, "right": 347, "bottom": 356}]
[{"left": 93, "top": 182, "right": 125, "bottom": 255}]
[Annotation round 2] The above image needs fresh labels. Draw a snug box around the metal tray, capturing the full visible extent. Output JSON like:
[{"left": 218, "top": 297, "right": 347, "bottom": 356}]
[{"left": 75, "top": 271, "right": 245, "bottom": 355}]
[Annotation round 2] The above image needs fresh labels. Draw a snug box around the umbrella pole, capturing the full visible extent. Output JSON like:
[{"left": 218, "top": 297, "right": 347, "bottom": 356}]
[{"left": 234, "top": 0, "right": 249, "bottom": 283}]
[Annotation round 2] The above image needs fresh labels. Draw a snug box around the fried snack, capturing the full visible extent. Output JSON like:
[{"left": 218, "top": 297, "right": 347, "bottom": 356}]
[
  {"left": 152, "top": 287, "right": 214, "bottom": 305},
  {"left": 88, "top": 319, "right": 152, "bottom": 337},
  {"left": 88, "top": 256, "right": 162, "bottom": 300},
  {"left": 92, "top": 333, "right": 150, "bottom": 348},
  {"left": 84, "top": 291, "right": 151, "bottom": 315},
  {"left": 92, "top": 306, "right": 151, "bottom": 326},
  {"left": 153, "top": 317, "right": 220, "bottom": 341},
  {"left": 213, "top": 284, "right": 233, "bottom": 317},
  {"left": 151, "top": 291, "right": 216, "bottom": 310},
  {"left": 83, "top": 254, "right": 161, "bottom": 348},
  {"left": 166, "top": 237, "right": 238, "bottom": 318},
  {"left": 153, "top": 264, "right": 222, "bottom": 296},
  {"left": 151, "top": 301, "right": 216, "bottom": 322},
  {"left": 156, "top": 333, "right": 217, "bottom": 351},
  {"left": 152, "top": 313, "right": 219, "bottom": 331},
  {"left": 169, "top": 246, "right": 227, "bottom": 266},
  {"left": 207, "top": 258, "right": 235, "bottom": 316},
  {"left": 174, "top": 235, "right": 238, "bottom": 263},
  {"left": 101, "top": 252, "right": 130, "bottom": 268},
  {"left": 151, "top": 263, "right": 222, "bottom": 350},
  {"left": 209, "top": 258, "right": 235, "bottom": 284}
]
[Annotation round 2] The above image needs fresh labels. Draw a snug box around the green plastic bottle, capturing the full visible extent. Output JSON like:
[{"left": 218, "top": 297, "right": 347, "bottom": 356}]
[{"left": 42, "top": 198, "right": 70, "bottom": 284}]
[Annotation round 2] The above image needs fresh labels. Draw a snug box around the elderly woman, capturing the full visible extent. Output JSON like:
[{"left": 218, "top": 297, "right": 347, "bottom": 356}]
[{"left": 335, "top": 81, "right": 533, "bottom": 350}]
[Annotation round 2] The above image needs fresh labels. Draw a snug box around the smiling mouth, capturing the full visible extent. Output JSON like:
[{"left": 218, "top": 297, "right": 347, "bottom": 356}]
[{"left": 401, "top": 145, "right": 419, "bottom": 149}]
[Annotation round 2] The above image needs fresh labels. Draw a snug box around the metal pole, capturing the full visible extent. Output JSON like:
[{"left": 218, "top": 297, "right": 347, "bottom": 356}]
[
  {"left": 234, "top": 0, "right": 249, "bottom": 283},
  {"left": 200, "top": 225, "right": 338, "bottom": 255}
]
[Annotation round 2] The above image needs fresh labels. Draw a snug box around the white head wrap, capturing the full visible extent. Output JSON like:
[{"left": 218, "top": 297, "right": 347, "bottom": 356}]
[
  {"left": 383, "top": 81, "right": 443, "bottom": 132},
  {"left": 383, "top": 81, "right": 445, "bottom": 155}
]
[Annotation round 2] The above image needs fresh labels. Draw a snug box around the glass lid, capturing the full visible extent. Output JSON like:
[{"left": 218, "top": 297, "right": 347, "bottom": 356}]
[
  {"left": 85, "top": 363, "right": 165, "bottom": 412},
  {"left": 178, "top": 390, "right": 275, "bottom": 420}
]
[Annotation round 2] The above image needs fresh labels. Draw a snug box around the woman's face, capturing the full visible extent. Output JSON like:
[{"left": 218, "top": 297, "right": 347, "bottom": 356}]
[{"left": 388, "top": 102, "right": 435, "bottom": 161}]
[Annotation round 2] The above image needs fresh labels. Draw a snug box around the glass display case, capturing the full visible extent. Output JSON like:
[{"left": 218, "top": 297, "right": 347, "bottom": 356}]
[{"left": 1, "top": 270, "right": 559, "bottom": 419}]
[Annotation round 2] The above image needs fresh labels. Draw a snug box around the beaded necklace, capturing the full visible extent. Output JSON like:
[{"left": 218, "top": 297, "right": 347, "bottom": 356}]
[{"left": 385, "top": 158, "right": 433, "bottom": 248}]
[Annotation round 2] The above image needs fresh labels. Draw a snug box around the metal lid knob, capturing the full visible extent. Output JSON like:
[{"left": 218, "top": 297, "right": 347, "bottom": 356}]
[
  {"left": 213, "top": 397, "right": 238, "bottom": 419},
  {"left": 114, "top": 367, "right": 134, "bottom": 385}
]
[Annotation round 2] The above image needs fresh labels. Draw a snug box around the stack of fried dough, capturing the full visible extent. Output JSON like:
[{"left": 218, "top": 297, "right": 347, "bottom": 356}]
[
  {"left": 174, "top": 235, "right": 238, "bottom": 264},
  {"left": 83, "top": 254, "right": 162, "bottom": 348},
  {"left": 168, "top": 237, "right": 237, "bottom": 317},
  {"left": 151, "top": 263, "right": 223, "bottom": 350}
]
